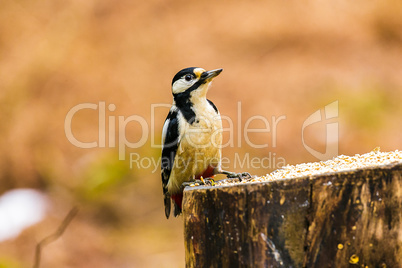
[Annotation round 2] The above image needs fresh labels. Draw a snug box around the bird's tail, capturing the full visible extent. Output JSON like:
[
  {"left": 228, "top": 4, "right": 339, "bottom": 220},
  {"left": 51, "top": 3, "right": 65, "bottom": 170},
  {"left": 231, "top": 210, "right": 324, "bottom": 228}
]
[{"left": 164, "top": 194, "right": 171, "bottom": 219}]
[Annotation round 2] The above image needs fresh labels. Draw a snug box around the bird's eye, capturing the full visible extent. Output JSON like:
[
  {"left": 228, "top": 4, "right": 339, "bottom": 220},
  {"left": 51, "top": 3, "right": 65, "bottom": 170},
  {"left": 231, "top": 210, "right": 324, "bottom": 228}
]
[{"left": 184, "top": 74, "right": 193, "bottom": 82}]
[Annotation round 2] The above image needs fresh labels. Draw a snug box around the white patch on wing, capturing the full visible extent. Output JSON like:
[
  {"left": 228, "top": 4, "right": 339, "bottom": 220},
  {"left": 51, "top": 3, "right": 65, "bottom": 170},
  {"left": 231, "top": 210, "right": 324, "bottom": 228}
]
[
  {"left": 162, "top": 106, "right": 181, "bottom": 149},
  {"left": 161, "top": 118, "right": 170, "bottom": 148}
]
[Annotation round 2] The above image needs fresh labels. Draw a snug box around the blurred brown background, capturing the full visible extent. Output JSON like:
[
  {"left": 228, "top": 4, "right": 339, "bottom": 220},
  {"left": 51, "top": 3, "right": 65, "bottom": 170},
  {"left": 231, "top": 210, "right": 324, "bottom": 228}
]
[{"left": 1, "top": 0, "right": 402, "bottom": 267}]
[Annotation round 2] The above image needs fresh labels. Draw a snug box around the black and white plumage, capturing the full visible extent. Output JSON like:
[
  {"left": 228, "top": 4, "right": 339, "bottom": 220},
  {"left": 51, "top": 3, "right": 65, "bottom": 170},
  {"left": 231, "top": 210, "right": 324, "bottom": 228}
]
[
  {"left": 161, "top": 67, "right": 223, "bottom": 218},
  {"left": 161, "top": 67, "right": 249, "bottom": 218}
]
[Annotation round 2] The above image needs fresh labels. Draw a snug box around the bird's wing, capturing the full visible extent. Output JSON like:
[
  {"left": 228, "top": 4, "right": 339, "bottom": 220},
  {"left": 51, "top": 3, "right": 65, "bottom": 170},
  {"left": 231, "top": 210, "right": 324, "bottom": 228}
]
[
  {"left": 207, "top": 99, "right": 219, "bottom": 114},
  {"left": 161, "top": 108, "right": 180, "bottom": 218}
]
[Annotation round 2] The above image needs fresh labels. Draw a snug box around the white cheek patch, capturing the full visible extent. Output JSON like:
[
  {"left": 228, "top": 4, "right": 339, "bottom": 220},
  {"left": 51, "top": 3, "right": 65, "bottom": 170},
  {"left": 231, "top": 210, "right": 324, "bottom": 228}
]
[
  {"left": 172, "top": 79, "right": 198, "bottom": 94},
  {"left": 172, "top": 80, "right": 188, "bottom": 94}
]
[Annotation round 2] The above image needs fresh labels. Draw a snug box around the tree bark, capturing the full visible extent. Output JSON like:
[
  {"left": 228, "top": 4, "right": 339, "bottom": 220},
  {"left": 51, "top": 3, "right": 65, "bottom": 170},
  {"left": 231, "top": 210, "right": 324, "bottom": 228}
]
[{"left": 183, "top": 162, "right": 402, "bottom": 268}]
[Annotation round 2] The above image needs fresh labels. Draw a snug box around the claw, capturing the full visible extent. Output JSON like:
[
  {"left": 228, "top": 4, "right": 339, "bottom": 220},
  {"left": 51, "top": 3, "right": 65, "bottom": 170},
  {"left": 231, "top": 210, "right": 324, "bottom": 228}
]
[
  {"left": 181, "top": 176, "right": 216, "bottom": 189},
  {"left": 222, "top": 171, "right": 252, "bottom": 181},
  {"left": 181, "top": 181, "right": 197, "bottom": 189},
  {"left": 203, "top": 177, "right": 215, "bottom": 186}
]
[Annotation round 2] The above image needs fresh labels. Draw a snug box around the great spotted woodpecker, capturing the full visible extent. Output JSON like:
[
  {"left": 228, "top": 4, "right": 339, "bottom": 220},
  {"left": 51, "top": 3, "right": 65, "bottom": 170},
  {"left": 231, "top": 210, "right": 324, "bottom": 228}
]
[{"left": 161, "top": 67, "right": 249, "bottom": 218}]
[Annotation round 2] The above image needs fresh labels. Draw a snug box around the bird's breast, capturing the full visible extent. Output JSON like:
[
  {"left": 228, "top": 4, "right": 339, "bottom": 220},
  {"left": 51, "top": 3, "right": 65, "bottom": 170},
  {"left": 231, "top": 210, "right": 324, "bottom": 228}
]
[
  {"left": 180, "top": 104, "right": 222, "bottom": 149},
  {"left": 167, "top": 104, "right": 222, "bottom": 194}
]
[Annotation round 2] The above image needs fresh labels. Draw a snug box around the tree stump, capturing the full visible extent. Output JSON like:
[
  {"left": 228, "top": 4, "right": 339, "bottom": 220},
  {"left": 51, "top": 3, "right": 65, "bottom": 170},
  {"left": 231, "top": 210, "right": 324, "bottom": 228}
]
[{"left": 183, "top": 152, "right": 402, "bottom": 268}]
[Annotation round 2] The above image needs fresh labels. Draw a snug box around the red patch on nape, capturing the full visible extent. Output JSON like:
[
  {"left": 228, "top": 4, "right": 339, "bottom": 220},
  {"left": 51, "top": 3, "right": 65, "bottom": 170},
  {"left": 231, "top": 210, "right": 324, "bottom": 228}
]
[
  {"left": 195, "top": 165, "right": 215, "bottom": 180},
  {"left": 171, "top": 193, "right": 183, "bottom": 209}
]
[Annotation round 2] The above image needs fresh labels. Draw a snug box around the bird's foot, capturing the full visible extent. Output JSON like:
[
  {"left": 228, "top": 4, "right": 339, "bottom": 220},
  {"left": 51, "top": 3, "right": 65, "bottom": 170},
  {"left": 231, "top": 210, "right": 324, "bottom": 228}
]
[
  {"left": 181, "top": 176, "right": 216, "bottom": 189},
  {"left": 221, "top": 171, "right": 252, "bottom": 182},
  {"left": 181, "top": 181, "right": 198, "bottom": 189}
]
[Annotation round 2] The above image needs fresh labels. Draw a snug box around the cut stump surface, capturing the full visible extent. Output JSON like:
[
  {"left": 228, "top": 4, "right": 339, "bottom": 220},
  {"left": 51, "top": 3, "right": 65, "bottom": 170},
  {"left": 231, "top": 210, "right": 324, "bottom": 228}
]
[{"left": 183, "top": 150, "right": 402, "bottom": 268}]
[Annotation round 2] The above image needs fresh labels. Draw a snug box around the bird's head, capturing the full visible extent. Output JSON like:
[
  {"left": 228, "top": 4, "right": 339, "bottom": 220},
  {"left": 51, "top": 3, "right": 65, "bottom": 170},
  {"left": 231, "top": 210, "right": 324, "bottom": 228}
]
[{"left": 171, "top": 67, "right": 223, "bottom": 97}]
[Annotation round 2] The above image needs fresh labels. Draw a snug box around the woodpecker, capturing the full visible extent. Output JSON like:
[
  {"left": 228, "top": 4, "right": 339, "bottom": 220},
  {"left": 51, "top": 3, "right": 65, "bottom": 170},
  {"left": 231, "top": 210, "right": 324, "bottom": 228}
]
[{"left": 161, "top": 67, "right": 250, "bottom": 218}]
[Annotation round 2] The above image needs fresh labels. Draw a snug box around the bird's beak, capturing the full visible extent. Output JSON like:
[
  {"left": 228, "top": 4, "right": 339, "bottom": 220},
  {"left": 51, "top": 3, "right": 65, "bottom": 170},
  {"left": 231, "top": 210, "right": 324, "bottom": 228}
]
[{"left": 201, "top": 68, "right": 223, "bottom": 82}]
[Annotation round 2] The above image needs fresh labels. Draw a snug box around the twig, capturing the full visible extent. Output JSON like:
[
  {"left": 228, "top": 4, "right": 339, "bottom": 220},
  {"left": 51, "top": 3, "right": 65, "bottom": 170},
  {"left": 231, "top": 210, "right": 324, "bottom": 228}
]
[{"left": 33, "top": 206, "right": 79, "bottom": 268}]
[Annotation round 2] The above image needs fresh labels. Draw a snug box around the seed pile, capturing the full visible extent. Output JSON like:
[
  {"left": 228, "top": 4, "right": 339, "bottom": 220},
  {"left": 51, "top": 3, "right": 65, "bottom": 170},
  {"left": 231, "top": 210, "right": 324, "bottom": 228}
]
[{"left": 215, "top": 148, "right": 402, "bottom": 186}]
